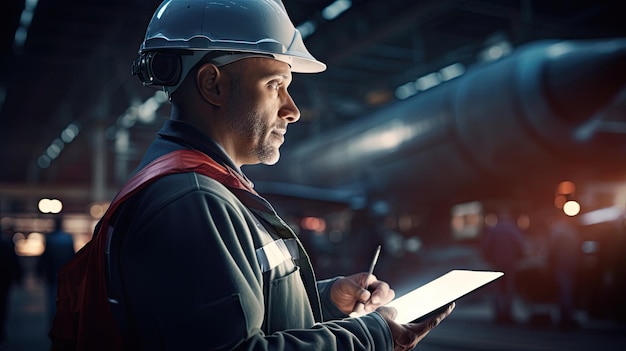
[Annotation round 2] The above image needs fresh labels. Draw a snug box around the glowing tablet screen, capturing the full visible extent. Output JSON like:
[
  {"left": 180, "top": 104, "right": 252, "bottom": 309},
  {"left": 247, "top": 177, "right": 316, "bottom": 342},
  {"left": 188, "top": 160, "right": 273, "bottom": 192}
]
[{"left": 386, "top": 270, "right": 503, "bottom": 324}]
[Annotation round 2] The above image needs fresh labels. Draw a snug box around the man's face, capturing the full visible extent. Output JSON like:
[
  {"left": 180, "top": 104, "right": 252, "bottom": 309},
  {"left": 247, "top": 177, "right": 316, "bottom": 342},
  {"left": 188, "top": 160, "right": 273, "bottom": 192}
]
[{"left": 222, "top": 57, "right": 300, "bottom": 166}]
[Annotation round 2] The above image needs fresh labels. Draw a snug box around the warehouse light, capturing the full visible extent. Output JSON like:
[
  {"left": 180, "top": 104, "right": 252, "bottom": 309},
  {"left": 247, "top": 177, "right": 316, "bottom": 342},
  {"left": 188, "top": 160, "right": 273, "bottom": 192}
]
[
  {"left": 415, "top": 72, "right": 441, "bottom": 91},
  {"left": 38, "top": 122, "right": 81, "bottom": 169},
  {"left": 296, "top": 0, "right": 352, "bottom": 39},
  {"left": 394, "top": 62, "right": 466, "bottom": 100},
  {"left": 13, "top": 0, "right": 39, "bottom": 54},
  {"left": 297, "top": 20, "right": 317, "bottom": 39},
  {"left": 61, "top": 123, "right": 80, "bottom": 143},
  {"left": 38, "top": 198, "right": 63, "bottom": 214},
  {"left": 322, "top": 0, "right": 352, "bottom": 21},
  {"left": 395, "top": 82, "right": 418, "bottom": 100},
  {"left": 439, "top": 63, "right": 466, "bottom": 81},
  {"left": 563, "top": 200, "right": 581, "bottom": 216}
]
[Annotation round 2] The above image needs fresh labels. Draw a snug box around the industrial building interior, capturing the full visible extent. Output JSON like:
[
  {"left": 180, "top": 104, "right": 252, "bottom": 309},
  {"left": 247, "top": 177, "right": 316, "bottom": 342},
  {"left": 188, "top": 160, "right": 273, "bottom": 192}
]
[{"left": 1, "top": 0, "right": 626, "bottom": 350}]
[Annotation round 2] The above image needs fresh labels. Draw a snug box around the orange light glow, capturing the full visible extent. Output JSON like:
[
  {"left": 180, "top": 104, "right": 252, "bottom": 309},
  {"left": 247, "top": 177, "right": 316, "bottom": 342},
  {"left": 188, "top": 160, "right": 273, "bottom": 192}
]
[
  {"left": 300, "top": 217, "right": 326, "bottom": 232},
  {"left": 89, "top": 202, "right": 109, "bottom": 219},
  {"left": 484, "top": 213, "right": 498, "bottom": 227},
  {"left": 557, "top": 181, "right": 576, "bottom": 195},
  {"left": 517, "top": 214, "right": 530, "bottom": 230},
  {"left": 13, "top": 232, "right": 45, "bottom": 256},
  {"left": 554, "top": 194, "right": 567, "bottom": 209}
]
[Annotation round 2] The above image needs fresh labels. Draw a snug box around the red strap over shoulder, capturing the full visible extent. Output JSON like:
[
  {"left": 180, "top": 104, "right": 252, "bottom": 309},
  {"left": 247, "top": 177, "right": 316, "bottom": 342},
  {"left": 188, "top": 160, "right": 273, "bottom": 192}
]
[
  {"left": 52, "top": 149, "right": 254, "bottom": 351},
  {"left": 109, "top": 149, "right": 256, "bottom": 216}
]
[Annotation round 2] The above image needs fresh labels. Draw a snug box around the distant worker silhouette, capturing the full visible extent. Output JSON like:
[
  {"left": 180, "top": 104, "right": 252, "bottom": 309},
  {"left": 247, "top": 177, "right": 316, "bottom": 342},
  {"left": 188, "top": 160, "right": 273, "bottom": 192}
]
[
  {"left": 37, "top": 217, "right": 75, "bottom": 324},
  {"left": 0, "top": 225, "right": 22, "bottom": 347},
  {"left": 548, "top": 216, "right": 580, "bottom": 329},
  {"left": 482, "top": 208, "right": 527, "bottom": 324}
]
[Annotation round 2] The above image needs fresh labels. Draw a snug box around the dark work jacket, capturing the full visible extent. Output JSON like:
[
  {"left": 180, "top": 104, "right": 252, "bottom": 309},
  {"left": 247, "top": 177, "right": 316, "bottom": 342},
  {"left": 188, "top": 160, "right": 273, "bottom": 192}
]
[{"left": 106, "top": 120, "right": 392, "bottom": 350}]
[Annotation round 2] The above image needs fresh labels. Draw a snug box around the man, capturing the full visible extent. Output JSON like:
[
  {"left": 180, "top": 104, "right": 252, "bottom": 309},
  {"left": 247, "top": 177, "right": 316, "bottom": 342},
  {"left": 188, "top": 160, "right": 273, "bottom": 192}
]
[
  {"left": 481, "top": 207, "right": 527, "bottom": 324},
  {"left": 0, "top": 226, "right": 22, "bottom": 347},
  {"left": 37, "top": 217, "right": 75, "bottom": 325},
  {"left": 104, "top": 0, "right": 453, "bottom": 349},
  {"left": 548, "top": 216, "right": 580, "bottom": 329}
]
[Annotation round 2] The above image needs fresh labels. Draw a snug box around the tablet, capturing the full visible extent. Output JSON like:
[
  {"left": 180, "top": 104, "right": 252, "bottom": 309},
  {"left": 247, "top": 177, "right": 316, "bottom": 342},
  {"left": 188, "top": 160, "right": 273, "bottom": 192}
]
[{"left": 385, "top": 269, "right": 503, "bottom": 323}]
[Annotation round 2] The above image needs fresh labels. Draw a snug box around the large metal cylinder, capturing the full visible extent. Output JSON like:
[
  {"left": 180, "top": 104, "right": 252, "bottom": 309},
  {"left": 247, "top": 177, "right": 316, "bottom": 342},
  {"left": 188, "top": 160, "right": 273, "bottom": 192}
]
[{"left": 246, "top": 38, "right": 626, "bottom": 206}]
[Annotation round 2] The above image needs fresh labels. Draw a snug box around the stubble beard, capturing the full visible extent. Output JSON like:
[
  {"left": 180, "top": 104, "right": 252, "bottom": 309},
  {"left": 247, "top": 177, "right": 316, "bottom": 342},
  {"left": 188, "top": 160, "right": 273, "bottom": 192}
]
[
  {"left": 225, "top": 69, "right": 280, "bottom": 165},
  {"left": 226, "top": 101, "right": 279, "bottom": 166}
]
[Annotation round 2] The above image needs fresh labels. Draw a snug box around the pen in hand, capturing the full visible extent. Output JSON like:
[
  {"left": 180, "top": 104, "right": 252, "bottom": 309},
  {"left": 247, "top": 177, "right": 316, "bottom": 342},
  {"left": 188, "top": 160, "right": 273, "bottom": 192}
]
[{"left": 350, "top": 244, "right": 381, "bottom": 317}]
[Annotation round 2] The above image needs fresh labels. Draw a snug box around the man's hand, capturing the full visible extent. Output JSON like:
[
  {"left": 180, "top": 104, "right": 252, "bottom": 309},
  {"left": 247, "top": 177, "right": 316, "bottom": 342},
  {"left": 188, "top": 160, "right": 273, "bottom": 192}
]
[
  {"left": 376, "top": 303, "right": 455, "bottom": 351},
  {"left": 330, "top": 273, "right": 395, "bottom": 315}
]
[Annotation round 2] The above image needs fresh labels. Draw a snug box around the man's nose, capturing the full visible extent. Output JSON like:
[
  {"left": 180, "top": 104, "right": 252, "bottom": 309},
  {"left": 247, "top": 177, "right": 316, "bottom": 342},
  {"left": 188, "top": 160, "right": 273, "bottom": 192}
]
[{"left": 280, "top": 92, "right": 301, "bottom": 123}]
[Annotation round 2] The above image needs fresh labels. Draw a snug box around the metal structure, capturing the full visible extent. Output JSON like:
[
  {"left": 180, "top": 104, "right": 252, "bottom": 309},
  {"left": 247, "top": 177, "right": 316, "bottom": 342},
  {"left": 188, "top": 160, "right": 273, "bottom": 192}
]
[{"left": 246, "top": 38, "right": 626, "bottom": 210}]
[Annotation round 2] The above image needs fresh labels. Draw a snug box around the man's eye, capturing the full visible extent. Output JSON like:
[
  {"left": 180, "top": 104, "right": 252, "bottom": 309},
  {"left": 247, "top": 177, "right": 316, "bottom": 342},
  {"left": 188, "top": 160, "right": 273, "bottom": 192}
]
[{"left": 268, "top": 81, "right": 280, "bottom": 90}]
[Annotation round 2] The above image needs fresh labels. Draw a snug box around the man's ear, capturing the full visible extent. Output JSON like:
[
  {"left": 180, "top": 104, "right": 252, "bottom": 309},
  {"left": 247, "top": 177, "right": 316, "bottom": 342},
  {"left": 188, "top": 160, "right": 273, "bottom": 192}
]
[{"left": 196, "top": 63, "right": 223, "bottom": 106}]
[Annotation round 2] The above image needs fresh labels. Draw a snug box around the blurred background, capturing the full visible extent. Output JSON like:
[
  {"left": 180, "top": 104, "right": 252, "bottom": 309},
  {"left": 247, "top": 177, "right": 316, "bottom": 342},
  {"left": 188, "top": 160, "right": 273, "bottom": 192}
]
[{"left": 1, "top": 0, "right": 626, "bottom": 350}]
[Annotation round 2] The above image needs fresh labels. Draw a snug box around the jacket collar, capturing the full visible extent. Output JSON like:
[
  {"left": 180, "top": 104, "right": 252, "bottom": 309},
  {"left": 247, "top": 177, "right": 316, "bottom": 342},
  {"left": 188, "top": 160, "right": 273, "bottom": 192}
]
[{"left": 156, "top": 119, "right": 245, "bottom": 177}]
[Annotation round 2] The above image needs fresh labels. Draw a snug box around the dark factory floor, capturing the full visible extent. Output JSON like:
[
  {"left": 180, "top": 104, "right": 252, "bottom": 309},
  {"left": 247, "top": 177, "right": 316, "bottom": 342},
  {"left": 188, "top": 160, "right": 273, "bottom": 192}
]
[{"left": 2, "top": 257, "right": 625, "bottom": 351}]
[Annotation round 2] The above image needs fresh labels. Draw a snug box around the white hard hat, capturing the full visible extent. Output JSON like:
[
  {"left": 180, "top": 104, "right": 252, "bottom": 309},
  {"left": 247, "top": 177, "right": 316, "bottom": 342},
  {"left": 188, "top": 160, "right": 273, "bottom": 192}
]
[{"left": 132, "top": 0, "right": 326, "bottom": 94}]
